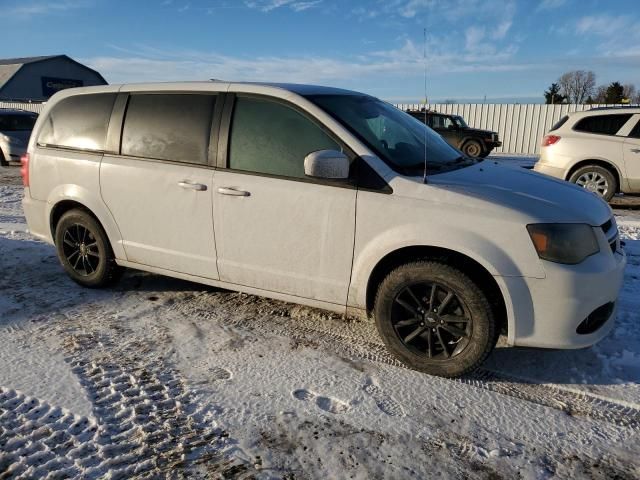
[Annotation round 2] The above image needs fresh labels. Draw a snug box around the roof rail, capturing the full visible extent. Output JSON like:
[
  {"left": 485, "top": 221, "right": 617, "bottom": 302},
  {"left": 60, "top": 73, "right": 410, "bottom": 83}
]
[{"left": 588, "top": 105, "right": 640, "bottom": 111}]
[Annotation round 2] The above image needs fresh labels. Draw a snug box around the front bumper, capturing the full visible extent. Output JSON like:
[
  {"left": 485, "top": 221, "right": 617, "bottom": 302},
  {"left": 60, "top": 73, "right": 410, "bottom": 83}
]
[{"left": 500, "top": 245, "right": 626, "bottom": 349}]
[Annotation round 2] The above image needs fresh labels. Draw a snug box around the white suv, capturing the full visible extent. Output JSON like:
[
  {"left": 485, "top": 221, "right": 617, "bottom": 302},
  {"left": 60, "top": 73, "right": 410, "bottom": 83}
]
[
  {"left": 22, "top": 82, "right": 626, "bottom": 377},
  {"left": 534, "top": 107, "right": 640, "bottom": 201}
]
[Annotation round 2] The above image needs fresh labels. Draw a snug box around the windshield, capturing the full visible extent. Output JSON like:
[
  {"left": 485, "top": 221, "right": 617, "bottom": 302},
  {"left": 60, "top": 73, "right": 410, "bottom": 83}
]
[
  {"left": 0, "top": 114, "right": 37, "bottom": 132},
  {"left": 305, "top": 94, "right": 475, "bottom": 175},
  {"left": 452, "top": 115, "right": 467, "bottom": 128}
]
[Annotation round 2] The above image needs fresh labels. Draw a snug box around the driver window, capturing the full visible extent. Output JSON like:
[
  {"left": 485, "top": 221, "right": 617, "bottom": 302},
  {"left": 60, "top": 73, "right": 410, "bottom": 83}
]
[
  {"left": 229, "top": 97, "right": 342, "bottom": 179},
  {"left": 442, "top": 117, "right": 455, "bottom": 129},
  {"left": 366, "top": 116, "right": 418, "bottom": 153}
]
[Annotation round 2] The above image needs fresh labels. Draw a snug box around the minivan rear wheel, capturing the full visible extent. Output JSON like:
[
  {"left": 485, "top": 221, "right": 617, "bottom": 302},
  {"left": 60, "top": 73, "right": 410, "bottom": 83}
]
[
  {"left": 568, "top": 164, "right": 617, "bottom": 202},
  {"left": 55, "top": 209, "right": 122, "bottom": 288},
  {"left": 374, "top": 261, "right": 496, "bottom": 377}
]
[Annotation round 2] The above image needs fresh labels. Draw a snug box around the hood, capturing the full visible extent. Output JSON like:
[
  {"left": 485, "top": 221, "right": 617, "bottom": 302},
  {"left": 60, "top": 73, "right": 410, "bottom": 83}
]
[
  {"left": 461, "top": 127, "right": 496, "bottom": 136},
  {"left": 426, "top": 161, "right": 612, "bottom": 226}
]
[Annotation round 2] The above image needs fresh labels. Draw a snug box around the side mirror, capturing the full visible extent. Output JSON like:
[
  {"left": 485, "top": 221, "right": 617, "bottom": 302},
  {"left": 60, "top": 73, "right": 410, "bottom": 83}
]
[{"left": 304, "top": 150, "right": 350, "bottom": 180}]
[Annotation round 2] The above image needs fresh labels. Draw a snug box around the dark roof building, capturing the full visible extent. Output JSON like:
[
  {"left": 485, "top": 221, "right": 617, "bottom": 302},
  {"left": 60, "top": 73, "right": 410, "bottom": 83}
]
[{"left": 0, "top": 55, "right": 107, "bottom": 101}]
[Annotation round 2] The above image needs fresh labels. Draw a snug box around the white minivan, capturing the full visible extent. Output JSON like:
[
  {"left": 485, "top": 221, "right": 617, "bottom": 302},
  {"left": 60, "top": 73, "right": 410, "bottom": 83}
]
[{"left": 22, "top": 82, "right": 626, "bottom": 377}]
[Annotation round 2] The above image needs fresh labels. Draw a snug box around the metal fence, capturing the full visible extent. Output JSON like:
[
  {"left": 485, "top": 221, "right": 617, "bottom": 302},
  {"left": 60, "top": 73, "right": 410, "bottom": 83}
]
[
  {"left": 0, "top": 101, "right": 46, "bottom": 114},
  {"left": 394, "top": 103, "right": 638, "bottom": 155},
  {"left": 1, "top": 100, "right": 636, "bottom": 155}
]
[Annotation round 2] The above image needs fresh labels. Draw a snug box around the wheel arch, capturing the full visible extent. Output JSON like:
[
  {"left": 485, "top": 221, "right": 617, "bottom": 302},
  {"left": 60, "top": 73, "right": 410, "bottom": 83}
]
[
  {"left": 565, "top": 159, "right": 622, "bottom": 193},
  {"left": 364, "top": 245, "right": 508, "bottom": 337},
  {"left": 47, "top": 192, "right": 126, "bottom": 260}
]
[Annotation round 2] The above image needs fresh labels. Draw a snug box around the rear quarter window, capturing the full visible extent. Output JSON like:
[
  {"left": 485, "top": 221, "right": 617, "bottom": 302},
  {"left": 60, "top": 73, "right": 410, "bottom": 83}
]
[
  {"left": 549, "top": 115, "right": 569, "bottom": 132},
  {"left": 121, "top": 94, "right": 216, "bottom": 165},
  {"left": 573, "top": 114, "right": 632, "bottom": 136},
  {"left": 629, "top": 119, "right": 640, "bottom": 139},
  {"left": 38, "top": 93, "right": 116, "bottom": 151}
]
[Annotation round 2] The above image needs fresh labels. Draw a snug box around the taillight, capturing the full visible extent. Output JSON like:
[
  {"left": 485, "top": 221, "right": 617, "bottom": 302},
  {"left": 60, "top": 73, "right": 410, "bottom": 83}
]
[
  {"left": 541, "top": 135, "right": 561, "bottom": 147},
  {"left": 20, "top": 153, "right": 29, "bottom": 187}
]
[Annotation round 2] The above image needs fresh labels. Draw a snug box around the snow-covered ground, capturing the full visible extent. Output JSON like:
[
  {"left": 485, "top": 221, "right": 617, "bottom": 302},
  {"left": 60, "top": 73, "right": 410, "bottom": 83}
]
[{"left": 1, "top": 164, "right": 639, "bottom": 479}]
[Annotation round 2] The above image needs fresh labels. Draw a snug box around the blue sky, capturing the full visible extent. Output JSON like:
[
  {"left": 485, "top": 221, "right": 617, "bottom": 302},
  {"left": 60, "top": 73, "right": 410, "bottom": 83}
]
[{"left": 2, "top": 0, "right": 639, "bottom": 103}]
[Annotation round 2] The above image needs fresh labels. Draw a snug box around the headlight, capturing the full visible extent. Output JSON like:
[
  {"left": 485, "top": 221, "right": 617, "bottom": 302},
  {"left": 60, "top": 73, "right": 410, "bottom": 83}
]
[{"left": 527, "top": 223, "right": 599, "bottom": 264}]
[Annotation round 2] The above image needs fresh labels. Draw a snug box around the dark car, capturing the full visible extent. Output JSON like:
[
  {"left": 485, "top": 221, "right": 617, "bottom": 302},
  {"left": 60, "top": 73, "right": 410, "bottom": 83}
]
[
  {"left": 0, "top": 109, "right": 38, "bottom": 166},
  {"left": 407, "top": 110, "right": 501, "bottom": 158}
]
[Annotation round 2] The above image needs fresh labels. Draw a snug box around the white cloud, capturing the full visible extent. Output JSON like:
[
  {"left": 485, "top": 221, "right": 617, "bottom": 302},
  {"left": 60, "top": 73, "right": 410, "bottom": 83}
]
[
  {"left": 244, "top": 0, "right": 322, "bottom": 12},
  {"left": 84, "top": 39, "right": 534, "bottom": 87},
  {"left": 492, "top": 20, "right": 512, "bottom": 40},
  {"left": 537, "top": 0, "right": 566, "bottom": 9},
  {"left": 575, "top": 15, "right": 629, "bottom": 37},
  {"left": 6, "top": 0, "right": 92, "bottom": 16},
  {"left": 465, "top": 26, "right": 486, "bottom": 50}
]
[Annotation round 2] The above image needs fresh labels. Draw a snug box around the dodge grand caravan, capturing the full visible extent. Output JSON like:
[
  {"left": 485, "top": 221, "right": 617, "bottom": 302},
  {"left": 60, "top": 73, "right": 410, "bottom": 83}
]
[{"left": 22, "top": 82, "right": 626, "bottom": 377}]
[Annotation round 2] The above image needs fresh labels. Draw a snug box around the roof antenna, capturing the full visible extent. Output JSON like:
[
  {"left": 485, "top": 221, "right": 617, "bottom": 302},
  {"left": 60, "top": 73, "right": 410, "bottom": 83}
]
[{"left": 422, "top": 26, "right": 428, "bottom": 184}]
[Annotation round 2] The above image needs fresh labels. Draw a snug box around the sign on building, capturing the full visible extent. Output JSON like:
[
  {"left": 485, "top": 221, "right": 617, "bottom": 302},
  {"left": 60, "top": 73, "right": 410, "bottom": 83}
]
[{"left": 41, "top": 76, "right": 84, "bottom": 97}]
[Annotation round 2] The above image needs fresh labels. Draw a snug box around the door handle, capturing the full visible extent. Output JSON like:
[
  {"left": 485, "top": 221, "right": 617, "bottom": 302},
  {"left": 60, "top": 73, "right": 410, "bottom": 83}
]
[
  {"left": 178, "top": 181, "right": 207, "bottom": 191},
  {"left": 631, "top": 148, "right": 640, "bottom": 153},
  {"left": 217, "top": 187, "right": 250, "bottom": 197}
]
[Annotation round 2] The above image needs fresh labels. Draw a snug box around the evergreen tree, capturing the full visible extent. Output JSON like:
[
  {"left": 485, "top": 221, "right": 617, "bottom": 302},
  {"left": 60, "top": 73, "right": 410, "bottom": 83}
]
[{"left": 544, "top": 83, "right": 565, "bottom": 104}]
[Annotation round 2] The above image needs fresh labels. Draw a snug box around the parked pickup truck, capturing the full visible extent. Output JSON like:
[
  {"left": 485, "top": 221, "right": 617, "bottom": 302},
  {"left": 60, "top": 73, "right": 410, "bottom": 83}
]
[{"left": 407, "top": 109, "right": 502, "bottom": 158}]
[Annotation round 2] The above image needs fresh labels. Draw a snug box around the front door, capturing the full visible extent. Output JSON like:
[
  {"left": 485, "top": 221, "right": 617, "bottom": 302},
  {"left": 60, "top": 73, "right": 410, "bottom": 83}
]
[
  {"left": 212, "top": 95, "right": 357, "bottom": 305},
  {"left": 100, "top": 93, "right": 220, "bottom": 279}
]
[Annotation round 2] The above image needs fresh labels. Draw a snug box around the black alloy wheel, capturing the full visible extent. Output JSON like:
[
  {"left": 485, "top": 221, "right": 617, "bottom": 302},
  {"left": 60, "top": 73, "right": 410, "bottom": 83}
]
[
  {"left": 61, "top": 223, "right": 101, "bottom": 276},
  {"left": 391, "top": 282, "right": 472, "bottom": 360}
]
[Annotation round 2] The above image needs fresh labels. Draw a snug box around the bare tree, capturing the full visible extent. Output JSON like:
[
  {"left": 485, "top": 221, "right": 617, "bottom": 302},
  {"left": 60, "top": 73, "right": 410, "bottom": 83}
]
[
  {"left": 592, "top": 85, "right": 607, "bottom": 103},
  {"left": 623, "top": 84, "right": 639, "bottom": 103},
  {"left": 557, "top": 70, "right": 596, "bottom": 104}
]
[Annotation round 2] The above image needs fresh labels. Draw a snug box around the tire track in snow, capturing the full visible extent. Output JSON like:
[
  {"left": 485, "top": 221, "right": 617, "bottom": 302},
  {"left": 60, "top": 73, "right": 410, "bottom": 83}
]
[
  {"left": 174, "top": 292, "right": 640, "bottom": 431},
  {"left": 0, "top": 328, "right": 254, "bottom": 479}
]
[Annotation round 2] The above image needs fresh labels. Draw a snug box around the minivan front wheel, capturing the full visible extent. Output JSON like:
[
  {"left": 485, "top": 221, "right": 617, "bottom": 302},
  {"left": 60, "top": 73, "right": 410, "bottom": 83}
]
[
  {"left": 55, "top": 209, "right": 122, "bottom": 288},
  {"left": 461, "top": 140, "right": 483, "bottom": 158},
  {"left": 374, "top": 261, "right": 496, "bottom": 377},
  {"left": 568, "top": 165, "right": 617, "bottom": 202}
]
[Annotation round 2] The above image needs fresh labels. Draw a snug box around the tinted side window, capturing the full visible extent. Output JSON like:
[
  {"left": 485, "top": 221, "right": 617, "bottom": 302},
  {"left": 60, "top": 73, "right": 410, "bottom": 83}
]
[
  {"left": 122, "top": 94, "right": 215, "bottom": 165},
  {"left": 38, "top": 93, "right": 116, "bottom": 151},
  {"left": 550, "top": 115, "right": 569, "bottom": 132},
  {"left": 229, "top": 97, "right": 341, "bottom": 179},
  {"left": 629, "top": 120, "right": 640, "bottom": 139},
  {"left": 0, "top": 114, "right": 37, "bottom": 131},
  {"left": 573, "top": 114, "right": 632, "bottom": 135}
]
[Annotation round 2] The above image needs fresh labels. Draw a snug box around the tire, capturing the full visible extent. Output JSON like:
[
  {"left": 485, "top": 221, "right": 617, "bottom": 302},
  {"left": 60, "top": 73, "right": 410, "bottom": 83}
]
[
  {"left": 374, "top": 261, "right": 496, "bottom": 378},
  {"left": 0, "top": 149, "right": 7, "bottom": 167},
  {"left": 461, "top": 140, "right": 483, "bottom": 158},
  {"left": 54, "top": 209, "right": 123, "bottom": 288},
  {"left": 568, "top": 164, "right": 617, "bottom": 202}
]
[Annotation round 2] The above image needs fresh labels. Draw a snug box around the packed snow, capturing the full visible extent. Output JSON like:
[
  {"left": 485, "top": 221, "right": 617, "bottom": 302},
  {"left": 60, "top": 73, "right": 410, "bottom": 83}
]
[{"left": 1, "top": 163, "right": 639, "bottom": 479}]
